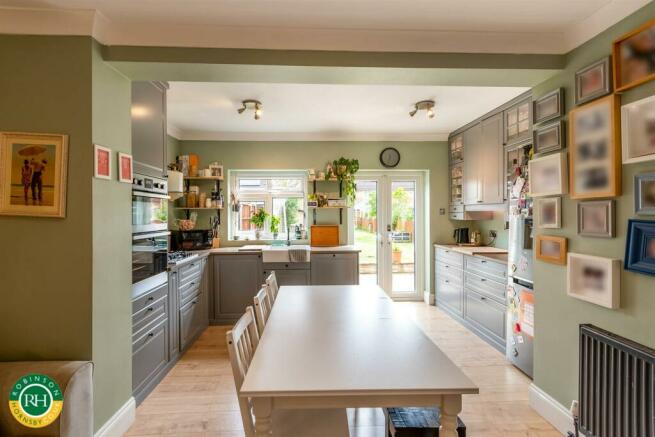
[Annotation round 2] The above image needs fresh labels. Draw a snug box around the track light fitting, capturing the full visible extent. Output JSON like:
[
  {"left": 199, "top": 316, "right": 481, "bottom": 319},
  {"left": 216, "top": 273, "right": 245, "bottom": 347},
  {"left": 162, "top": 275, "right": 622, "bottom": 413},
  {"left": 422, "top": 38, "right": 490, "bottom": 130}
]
[
  {"left": 409, "top": 100, "right": 436, "bottom": 119},
  {"left": 238, "top": 99, "right": 263, "bottom": 120}
]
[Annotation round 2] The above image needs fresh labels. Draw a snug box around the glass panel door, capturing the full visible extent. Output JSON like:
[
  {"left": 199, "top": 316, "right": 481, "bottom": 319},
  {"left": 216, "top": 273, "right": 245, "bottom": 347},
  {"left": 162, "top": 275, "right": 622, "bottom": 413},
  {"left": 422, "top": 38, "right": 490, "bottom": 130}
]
[
  {"left": 390, "top": 179, "right": 417, "bottom": 295},
  {"left": 353, "top": 179, "right": 379, "bottom": 286}
]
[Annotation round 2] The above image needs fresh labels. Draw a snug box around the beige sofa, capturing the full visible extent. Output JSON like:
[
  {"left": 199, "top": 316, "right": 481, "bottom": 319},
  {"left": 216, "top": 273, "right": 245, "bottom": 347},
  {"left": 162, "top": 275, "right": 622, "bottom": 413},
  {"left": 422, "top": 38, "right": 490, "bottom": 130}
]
[{"left": 0, "top": 361, "right": 93, "bottom": 437}]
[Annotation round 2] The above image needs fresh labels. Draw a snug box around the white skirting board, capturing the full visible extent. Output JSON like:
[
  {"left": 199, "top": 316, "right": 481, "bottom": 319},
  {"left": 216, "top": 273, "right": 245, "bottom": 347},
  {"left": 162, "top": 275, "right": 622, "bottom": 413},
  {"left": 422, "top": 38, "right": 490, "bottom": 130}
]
[
  {"left": 528, "top": 383, "right": 574, "bottom": 435},
  {"left": 424, "top": 291, "right": 435, "bottom": 305},
  {"left": 95, "top": 397, "right": 135, "bottom": 437}
]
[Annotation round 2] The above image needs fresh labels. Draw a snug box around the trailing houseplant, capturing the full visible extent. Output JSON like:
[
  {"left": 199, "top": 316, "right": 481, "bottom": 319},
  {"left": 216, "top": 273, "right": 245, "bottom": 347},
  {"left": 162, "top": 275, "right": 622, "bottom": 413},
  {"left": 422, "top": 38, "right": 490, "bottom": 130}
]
[
  {"left": 332, "top": 157, "right": 359, "bottom": 205},
  {"left": 250, "top": 208, "right": 269, "bottom": 240},
  {"left": 270, "top": 215, "right": 280, "bottom": 240}
]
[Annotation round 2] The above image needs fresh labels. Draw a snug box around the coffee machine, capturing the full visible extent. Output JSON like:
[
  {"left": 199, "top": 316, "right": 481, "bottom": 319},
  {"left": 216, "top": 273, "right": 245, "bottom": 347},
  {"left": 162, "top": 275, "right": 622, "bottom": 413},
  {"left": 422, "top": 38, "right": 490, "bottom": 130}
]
[{"left": 453, "top": 227, "right": 469, "bottom": 245}]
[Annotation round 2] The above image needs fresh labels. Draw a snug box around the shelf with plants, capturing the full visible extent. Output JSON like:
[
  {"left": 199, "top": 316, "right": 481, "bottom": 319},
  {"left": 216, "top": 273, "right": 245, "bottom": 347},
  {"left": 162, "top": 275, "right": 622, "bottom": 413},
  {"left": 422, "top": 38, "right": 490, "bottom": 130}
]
[
  {"left": 307, "top": 157, "right": 359, "bottom": 225},
  {"left": 175, "top": 177, "right": 223, "bottom": 223}
]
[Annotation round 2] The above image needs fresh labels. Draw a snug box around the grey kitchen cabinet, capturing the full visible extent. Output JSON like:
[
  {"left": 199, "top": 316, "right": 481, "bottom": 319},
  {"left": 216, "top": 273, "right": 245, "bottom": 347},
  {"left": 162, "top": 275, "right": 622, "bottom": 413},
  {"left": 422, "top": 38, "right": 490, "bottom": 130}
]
[
  {"left": 178, "top": 256, "right": 208, "bottom": 352},
  {"left": 464, "top": 289, "right": 506, "bottom": 351},
  {"left": 310, "top": 252, "right": 359, "bottom": 285},
  {"left": 212, "top": 253, "right": 264, "bottom": 324},
  {"left": 263, "top": 262, "right": 310, "bottom": 286},
  {"left": 131, "top": 81, "right": 168, "bottom": 178},
  {"left": 462, "top": 115, "right": 504, "bottom": 206},
  {"left": 503, "top": 97, "right": 532, "bottom": 146},
  {"left": 462, "top": 123, "right": 482, "bottom": 205},
  {"left": 168, "top": 270, "right": 179, "bottom": 359},
  {"left": 179, "top": 291, "right": 206, "bottom": 352},
  {"left": 435, "top": 247, "right": 464, "bottom": 317}
]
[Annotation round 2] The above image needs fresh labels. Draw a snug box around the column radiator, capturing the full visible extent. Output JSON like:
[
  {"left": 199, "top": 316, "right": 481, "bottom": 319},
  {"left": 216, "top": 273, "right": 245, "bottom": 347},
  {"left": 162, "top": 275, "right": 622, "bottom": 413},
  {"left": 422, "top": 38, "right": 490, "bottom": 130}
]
[{"left": 579, "top": 324, "right": 654, "bottom": 437}]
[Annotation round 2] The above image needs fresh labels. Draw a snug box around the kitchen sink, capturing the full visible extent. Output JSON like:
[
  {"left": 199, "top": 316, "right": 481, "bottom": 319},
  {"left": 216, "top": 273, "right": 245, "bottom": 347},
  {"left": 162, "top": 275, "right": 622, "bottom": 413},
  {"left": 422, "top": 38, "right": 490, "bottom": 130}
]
[{"left": 261, "top": 245, "right": 310, "bottom": 263}]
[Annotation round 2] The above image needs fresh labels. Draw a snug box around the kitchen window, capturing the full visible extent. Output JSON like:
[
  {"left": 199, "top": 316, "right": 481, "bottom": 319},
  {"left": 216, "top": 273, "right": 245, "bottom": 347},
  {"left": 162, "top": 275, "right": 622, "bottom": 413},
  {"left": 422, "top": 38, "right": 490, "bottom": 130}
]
[{"left": 229, "top": 170, "right": 308, "bottom": 241}]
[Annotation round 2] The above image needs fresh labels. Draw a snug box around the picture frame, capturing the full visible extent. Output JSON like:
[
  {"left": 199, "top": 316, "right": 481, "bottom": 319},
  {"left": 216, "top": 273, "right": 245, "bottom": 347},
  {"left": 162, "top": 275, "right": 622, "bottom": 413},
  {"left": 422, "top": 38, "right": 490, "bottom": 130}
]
[
  {"left": 535, "top": 197, "right": 561, "bottom": 229},
  {"left": 534, "top": 88, "right": 564, "bottom": 124},
  {"left": 621, "top": 94, "right": 655, "bottom": 164},
  {"left": 0, "top": 132, "right": 68, "bottom": 218},
  {"left": 613, "top": 17, "right": 655, "bottom": 93},
  {"left": 94, "top": 144, "right": 111, "bottom": 180},
  {"left": 118, "top": 152, "right": 133, "bottom": 184},
  {"left": 567, "top": 253, "right": 620, "bottom": 309},
  {"left": 533, "top": 120, "right": 565, "bottom": 155},
  {"left": 577, "top": 200, "right": 615, "bottom": 238},
  {"left": 528, "top": 152, "right": 568, "bottom": 197},
  {"left": 535, "top": 235, "right": 567, "bottom": 265},
  {"left": 634, "top": 172, "right": 655, "bottom": 215},
  {"left": 624, "top": 219, "right": 655, "bottom": 277},
  {"left": 575, "top": 56, "right": 612, "bottom": 106},
  {"left": 569, "top": 94, "right": 621, "bottom": 199}
]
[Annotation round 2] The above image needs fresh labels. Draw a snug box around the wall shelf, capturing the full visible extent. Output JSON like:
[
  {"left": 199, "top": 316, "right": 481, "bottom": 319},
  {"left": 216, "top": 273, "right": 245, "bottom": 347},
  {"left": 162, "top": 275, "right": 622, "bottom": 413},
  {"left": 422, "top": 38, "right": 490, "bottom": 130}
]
[
  {"left": 309, "top": 179, "right": 345, "bottom": 225},
  {"left": 179, "top": 176, "right": 223, "bottom": 223}
]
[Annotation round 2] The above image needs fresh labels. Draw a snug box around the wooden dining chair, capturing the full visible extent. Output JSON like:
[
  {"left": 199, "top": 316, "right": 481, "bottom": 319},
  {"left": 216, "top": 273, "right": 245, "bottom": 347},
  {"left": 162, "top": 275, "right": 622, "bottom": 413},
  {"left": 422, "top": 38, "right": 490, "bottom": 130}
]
[
  {"left": 265, "top": 271, "right": 279, "bottom": 301},
  {"left": 227, "top": 306, "right": 350, "bottom": 437},
  {"left": 253, "top": 286, "right": 271, "bottom": 335}
]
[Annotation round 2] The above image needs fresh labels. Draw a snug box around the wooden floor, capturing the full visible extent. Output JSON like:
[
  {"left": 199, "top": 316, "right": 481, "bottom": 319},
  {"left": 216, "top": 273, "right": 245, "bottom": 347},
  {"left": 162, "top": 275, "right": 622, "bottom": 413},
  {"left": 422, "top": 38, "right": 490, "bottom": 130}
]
[{"left": 126, "top": 302, "right": 559, "bottom": 437}]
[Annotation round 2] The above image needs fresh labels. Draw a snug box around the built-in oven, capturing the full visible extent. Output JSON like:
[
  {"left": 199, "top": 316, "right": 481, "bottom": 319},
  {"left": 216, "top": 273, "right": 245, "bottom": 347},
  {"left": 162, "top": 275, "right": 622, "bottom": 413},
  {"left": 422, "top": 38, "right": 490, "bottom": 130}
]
[
  {"left": 132, "top": 230, "right": 169, "bottom": 296},
  {"left": 132, "top": 173, "right": 169, "bottom": 234}
]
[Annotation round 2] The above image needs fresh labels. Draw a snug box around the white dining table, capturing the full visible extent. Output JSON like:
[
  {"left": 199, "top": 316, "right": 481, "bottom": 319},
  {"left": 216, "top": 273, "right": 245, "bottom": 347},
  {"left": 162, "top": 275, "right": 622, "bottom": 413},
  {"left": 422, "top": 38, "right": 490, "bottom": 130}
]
[{"left": 239, "top": 284, "right": 479, "bottom": 436}]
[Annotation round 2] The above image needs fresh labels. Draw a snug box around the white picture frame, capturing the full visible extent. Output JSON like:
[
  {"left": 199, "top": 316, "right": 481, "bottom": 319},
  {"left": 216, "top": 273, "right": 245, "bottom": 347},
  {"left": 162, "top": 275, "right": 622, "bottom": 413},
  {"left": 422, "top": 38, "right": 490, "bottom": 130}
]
[
  {"left": 621, "top": 94, "right": 655, "bottom": 164},
  {"left": 94, "top": 144, "right": 111, "bottom": 180},
  {"left": 567, "top": 253, "right": 620, "bottom": 309},
  {"left": 535, "top": 197, "right": 561, "bottom": 229},
  {"left": 528, "top": 152, "right": 568, "bottom": 197}
]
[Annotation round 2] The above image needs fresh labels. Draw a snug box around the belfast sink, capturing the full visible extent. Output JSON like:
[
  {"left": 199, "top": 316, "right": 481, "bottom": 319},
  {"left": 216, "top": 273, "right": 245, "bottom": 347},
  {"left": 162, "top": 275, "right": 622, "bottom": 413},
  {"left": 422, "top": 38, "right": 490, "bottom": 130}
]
[{"left": 261, "top": 245, "right": 311, "bottom": 263}]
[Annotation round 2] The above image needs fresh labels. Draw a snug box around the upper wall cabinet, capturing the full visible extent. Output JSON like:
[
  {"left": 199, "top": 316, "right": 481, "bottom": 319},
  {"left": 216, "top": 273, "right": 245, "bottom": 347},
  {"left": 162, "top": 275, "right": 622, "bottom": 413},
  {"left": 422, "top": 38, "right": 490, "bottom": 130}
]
[
  {"left": 132, "top": 81, "right": 168, "bottom": 178},
  {"left": 503, "top": 97, "right": 532, "bottom": 146},
  {"left": 462, "top": 114, "right": 504, "bottom": 207},
  {"left": 462, "top": 123, "right": 482, "bottom": 205},
  {"left": 449, "top": 134, "right": 464, "bottom": 164}
]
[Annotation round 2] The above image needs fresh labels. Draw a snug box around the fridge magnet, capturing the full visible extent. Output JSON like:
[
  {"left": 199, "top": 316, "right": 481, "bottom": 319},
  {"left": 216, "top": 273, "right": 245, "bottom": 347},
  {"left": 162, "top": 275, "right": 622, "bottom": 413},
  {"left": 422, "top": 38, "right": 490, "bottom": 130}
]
[
  {"left": 118, "top": 153, "right": 133, "bottom": 184},
  {"left": 569, "top": 94, "right": 621, "bottom": 199},
  {"left": 574, "top": 56, "right": 612, "bottom": 105},
  {"left": 621, "top": 94, "right": 655, "bottom": 164},
  {"left": 624, "top": 219, "right": 655, "bottom": 277},
  {"left": 577, "top": 200, "right": 615, "bottom": 238},
  {"left": 534, "top": 88, "right": 564, "bottom": 124},
  {"left": 567, "top": 253, "right": 620, "bottom": 309},
  {"left": 533, "top": 120, "right": 565, "bottom": 155},
  {"left": 528, "top": 152, "right": 568, "bottom": 197},
  {"left": 535, "top": 197, "right": 561, "bottom": 229},
  {"left": 535, "top": 235, "right": 567, "bottom": 265},
  {"left": 634, "top": 172, "right": 655, "bottom": 215},
  {"left": 94, "top": 144, "right": 111, "bottom": 180},
  {"left": 0, "top": 132, "right": 69, "bottom": 218},
  {"left": 613, "top": 17, "right": 655, "bottom": 93}
]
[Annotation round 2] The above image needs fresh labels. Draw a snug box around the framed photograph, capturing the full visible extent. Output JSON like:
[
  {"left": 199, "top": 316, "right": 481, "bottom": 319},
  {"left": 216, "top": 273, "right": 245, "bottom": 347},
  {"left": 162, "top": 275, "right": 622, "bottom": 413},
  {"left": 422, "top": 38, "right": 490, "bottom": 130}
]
[
  {"left": 118, "top": 152, "right": 133, "bottom": 184},
  {"left": 624, "top": 219, "right": 655, "bottom": 277},
  {"left": 535, "top": 235, "right": 567, "bottom": 265},
  {"left": 575, "top": 57, "right": 612, "bottom": 106},
  {"left": 534, "top": 88, "right": 564, "bottom": 124},
  {"left": 613, "top": 18, "right": 655, "bottom": 93},
  {"left": 567, "top": 253, "right": 620, "bottom": 309},
  {"left": 621, "top": 94, "right": 655, "bottom": 164},
  {"left": 634, "top": 172, "right": 655, "bottom": 215},
  {"left": 569, "top": 94, "right": 621, "bottom": 199},
  {"left": 528, "top": 152, "right": 568, "bottom": 197},
  {"left": 0, "top": 132, "right": 68, "bottom": 218},
  {"left": 534, "top": 120, "right": 565, "bottom": 155},
  {"left": 94, "top": 144, "right": 111, "bottom": 180},
  {"left": 535, "top": 197, "right": 561, "bottom": 229},
  {"left": 578, "top": 200, "right": 615, "bottom": 238}
]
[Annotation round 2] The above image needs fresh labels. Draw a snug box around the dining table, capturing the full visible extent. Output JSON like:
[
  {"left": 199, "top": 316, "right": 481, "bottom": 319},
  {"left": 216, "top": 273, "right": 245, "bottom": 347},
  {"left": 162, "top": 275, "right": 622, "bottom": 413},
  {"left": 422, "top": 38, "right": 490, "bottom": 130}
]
[{"left": 239, "top": 284, "right": 479, "bottom": 436}]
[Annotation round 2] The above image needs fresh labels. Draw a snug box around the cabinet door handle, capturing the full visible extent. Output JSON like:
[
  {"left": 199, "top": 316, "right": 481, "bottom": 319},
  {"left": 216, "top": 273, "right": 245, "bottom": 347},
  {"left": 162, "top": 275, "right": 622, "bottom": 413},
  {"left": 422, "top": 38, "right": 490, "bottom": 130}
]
[
  {"left": 480, "top": 296, "right": 487, "bottom": 301},
  {"left": 481, "top": 260, "right": 487, "bottom": 264},
  {"left": 147, "top": 296, "right": 154, "bottom": 301},
  {"left": 190, "top": 282, "right": 195, "bottom": 286},
  {"left": 445, "top": 279, "right": 450, "bottom": 284},
  {"left": 147, "top": 307, "right": 154, "bottom": 312},
  {"left": 192, "top": 300, "right": 197, "bottom": 305},
  {"left": 480, "top": 278, "right": 486, "bottom": 282}
]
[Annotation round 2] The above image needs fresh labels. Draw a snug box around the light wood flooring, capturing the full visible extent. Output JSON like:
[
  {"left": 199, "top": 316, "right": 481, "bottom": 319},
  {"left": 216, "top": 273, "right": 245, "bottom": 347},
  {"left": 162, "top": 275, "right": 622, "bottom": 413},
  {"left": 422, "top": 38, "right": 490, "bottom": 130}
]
[{"left": 126, "top": 302, "right": 560, "bottom": 437}]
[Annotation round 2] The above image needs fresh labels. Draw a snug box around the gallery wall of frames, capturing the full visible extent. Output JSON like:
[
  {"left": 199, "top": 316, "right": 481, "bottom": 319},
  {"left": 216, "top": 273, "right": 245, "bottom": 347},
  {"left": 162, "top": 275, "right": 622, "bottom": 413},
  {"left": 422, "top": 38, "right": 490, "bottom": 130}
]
[{"left": 531, "top": 17, "right": 655, "bottom": 310}]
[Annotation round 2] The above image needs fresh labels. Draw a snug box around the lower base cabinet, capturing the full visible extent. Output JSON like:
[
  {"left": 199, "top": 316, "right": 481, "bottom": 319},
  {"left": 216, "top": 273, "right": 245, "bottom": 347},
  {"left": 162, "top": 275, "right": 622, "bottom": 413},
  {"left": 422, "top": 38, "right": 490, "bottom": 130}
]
[
  {"left": 263, "top": 262, "right": 310, "bottom": 286},
  {"left": 132, "top": 319, "right": 169, "bottom": 403},
  {"left": 212, "top": 253, "right": 263, "bottom": 324},
  {"left": 310, "top": 253, "right": 359, "bottom": 285},
  {"left": 180, "top": 292, "right": 207, "bottom": 351}
]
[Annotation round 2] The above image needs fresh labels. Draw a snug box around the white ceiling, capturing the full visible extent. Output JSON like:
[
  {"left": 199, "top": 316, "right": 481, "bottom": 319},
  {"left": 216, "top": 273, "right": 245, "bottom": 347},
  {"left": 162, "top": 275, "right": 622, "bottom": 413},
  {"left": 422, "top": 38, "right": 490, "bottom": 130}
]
[
  {"left": 0, "top": 0, "right": 649, "bottom": 53},
  {"left": 167, "top": 82, "right": 529, "bottom": 141}
]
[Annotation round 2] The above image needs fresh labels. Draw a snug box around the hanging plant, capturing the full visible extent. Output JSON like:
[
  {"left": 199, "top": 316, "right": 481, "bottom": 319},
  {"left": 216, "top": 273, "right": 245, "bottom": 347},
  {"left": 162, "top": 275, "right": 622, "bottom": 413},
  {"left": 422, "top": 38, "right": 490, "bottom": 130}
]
[{"left": 331, "top": 157, "right": 359, "bottom": 205}]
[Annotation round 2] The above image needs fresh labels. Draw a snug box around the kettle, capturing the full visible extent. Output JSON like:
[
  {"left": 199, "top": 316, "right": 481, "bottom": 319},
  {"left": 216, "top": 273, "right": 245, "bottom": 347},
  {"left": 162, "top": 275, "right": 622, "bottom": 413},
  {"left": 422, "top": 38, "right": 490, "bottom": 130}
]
[{"left": 453, "top": 227, "right": 469, "bottom": 244}]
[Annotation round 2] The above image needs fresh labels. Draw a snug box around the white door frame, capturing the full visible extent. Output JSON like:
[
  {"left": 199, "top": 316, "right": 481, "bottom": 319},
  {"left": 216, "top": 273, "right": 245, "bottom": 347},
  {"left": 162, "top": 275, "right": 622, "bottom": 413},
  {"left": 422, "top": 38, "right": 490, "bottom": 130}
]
[{"left": 352, "top": 170, "right": 426, "bottom": 301}]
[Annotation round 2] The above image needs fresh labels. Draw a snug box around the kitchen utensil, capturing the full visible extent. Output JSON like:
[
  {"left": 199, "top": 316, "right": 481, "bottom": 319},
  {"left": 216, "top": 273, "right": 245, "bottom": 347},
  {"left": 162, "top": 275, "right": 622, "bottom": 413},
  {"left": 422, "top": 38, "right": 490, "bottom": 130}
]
[
  {"left": 310, "top": 225, "right": 339, "bottom": 246},
  {"left": 453, "top": 227, "right": 469, "bottom": 244},
  {"left": 470, "top": 230, "right": 482, "bottom": 245}
]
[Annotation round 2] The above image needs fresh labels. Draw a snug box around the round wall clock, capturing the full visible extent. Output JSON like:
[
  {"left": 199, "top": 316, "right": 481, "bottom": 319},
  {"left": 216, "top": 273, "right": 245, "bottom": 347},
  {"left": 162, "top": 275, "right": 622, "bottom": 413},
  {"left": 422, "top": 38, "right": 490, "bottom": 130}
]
[{"left": 380, "top": 147, "right": 401, "bottom": 168}]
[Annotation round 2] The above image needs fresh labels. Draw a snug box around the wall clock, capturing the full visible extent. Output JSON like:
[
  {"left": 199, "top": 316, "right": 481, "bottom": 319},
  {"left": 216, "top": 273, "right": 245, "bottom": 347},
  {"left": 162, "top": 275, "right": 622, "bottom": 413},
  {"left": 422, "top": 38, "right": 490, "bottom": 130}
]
[{"left": 380, "top": 147, "right": 401, "bottom": 168}]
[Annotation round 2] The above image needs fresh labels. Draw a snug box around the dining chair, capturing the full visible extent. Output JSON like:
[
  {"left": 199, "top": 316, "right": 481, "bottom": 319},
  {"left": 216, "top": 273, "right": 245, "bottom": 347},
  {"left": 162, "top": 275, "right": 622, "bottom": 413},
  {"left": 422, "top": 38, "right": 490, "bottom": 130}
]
[
  {"left": 265, "top": 271, "right": 279, "bottom": 301},
  {"left": 226, "top": 306, "right": 350, "bottom": 437},
  {"left": 253, "top": 286, "right": 271, "bottom": 335}
]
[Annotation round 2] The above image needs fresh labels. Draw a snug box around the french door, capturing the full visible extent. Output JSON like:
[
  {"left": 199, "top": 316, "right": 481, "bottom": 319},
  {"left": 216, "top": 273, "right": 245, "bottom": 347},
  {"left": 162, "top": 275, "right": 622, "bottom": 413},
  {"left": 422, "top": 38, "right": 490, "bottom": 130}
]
[{"left": 352, "top": 171, "right": 425, "bottom": 300}]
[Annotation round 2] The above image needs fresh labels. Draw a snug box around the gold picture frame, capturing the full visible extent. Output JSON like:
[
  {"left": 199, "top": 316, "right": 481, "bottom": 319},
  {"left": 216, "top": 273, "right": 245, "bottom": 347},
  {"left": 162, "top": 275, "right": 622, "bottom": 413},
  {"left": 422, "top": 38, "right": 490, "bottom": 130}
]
[
  {"left": 535, "top": 235, "right": 567, "bottom": 265},
  {"left": 613, "top": 17, "right": 655, "bottom": 93},
  {"left": 0, "top": 132, "right": 68, "bottom": 218}
]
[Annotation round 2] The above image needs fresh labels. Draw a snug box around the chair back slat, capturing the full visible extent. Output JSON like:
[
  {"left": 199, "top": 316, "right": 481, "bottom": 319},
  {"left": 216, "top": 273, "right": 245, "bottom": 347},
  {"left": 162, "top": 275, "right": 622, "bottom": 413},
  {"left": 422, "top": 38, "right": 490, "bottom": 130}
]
[
  {"left": 253, "top": 286, "right": 271, "bottom": 335},
  {"left": 226, "top": 306, "right": 260, "bottom": 437},
  {"left": 265, "top": 271, "right": 279, "bottom": 301}
]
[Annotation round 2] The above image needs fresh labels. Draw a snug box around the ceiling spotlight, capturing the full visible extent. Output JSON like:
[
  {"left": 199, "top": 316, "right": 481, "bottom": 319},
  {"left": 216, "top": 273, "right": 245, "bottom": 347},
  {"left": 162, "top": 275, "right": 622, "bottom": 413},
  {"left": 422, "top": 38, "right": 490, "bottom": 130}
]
[
  {"left": 238, "top": 99, "right": 263, "bottom": 120},
  {"left": 409, "top": 100, "right": 436, "bottom": 119}
]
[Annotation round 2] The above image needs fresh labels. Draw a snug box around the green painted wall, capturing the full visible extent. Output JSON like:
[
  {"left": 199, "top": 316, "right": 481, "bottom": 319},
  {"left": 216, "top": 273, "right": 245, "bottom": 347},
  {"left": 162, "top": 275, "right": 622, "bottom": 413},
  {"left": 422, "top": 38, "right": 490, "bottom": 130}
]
[
  {"left": 0, "top": 35, "right": 94, "bottom": 361},
  {"left": 530, "top": 3, "right": 655, "bottom": 409},
  {"left": 91, "top": 41, "right": 133, "bottom": 430},
  {"left": 175, "top": 140, "right": 453, "bottom": 292}
]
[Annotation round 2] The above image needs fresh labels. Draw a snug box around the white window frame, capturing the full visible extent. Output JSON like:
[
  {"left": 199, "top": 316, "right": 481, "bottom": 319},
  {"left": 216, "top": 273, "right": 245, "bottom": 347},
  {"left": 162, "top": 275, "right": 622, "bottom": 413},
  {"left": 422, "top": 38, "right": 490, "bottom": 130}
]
[{"left": 228, "top": 169, "right": 308, "bottom": 241}]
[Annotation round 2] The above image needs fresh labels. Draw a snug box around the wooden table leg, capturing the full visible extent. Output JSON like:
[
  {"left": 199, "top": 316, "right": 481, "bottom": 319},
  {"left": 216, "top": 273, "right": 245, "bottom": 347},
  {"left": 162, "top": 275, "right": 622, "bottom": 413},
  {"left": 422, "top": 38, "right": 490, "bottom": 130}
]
[
  {"left": 252, "top": 397, "right": 273, "bottom": 436},
  {"left": 441, "top": 394, "right": 462, "bottom": 437}
]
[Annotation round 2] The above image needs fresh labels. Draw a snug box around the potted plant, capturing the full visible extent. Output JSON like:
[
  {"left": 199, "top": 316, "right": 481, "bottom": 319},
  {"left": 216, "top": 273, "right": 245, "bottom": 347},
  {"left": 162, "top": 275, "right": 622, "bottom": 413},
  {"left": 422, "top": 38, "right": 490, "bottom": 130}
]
[
  {"left": 392, "top": 246, "right": 403, "bottom": 264},
  {"left": 270, "top": 215, "right": 280, "bottom": 240},
  {"left": 250, "top": 209, "right": 269, "bottom": 240},
  {"left": 332, "top": 157, "right": 359, "bottom": 205}
]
